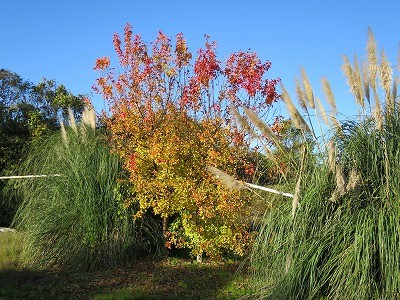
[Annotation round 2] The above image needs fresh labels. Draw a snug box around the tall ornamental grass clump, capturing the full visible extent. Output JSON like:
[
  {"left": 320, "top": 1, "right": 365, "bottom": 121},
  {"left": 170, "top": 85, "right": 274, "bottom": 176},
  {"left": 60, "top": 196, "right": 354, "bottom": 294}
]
[
  {"left": 13, "top": 107, "right": 163, "bottom": 271},
  {"left": 250, "top": 29, "right": 400, "bottom": 299}
]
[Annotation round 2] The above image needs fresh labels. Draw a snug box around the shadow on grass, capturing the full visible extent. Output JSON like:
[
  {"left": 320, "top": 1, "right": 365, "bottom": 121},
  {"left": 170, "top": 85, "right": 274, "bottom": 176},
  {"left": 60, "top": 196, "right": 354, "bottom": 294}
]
[{"left": 0, "top": 257, "right": 253, "bottom": 300}]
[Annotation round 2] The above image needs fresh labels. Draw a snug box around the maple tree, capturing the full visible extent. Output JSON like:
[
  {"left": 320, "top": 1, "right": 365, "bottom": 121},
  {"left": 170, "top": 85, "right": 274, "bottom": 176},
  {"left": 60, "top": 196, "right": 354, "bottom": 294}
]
[{"left": 94, "top": 23, "right": 280, "bottom": 258}]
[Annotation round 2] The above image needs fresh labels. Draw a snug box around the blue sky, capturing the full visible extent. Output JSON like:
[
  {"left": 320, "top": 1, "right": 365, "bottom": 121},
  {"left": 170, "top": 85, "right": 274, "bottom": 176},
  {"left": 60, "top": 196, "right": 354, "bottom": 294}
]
[{"left": 1, "top": 0, "right": 399, "bottom": 122}]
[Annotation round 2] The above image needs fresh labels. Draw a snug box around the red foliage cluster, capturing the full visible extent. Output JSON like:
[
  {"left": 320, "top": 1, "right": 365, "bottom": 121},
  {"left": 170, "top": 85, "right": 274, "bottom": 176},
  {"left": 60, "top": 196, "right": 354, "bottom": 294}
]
[
  {"left": 93, "top": 56, "right": 110, "bottom": 71},
  {"left": 95, "top": 23, "right": 280, "bottom": 119},
  {"left": 175, "top": 33, "right": 192, "bottom": 68},
  {"left": 225, "top": 52, "right": 270, "bottom": 96},
  {"left": 194, "top": 36, "right": 220, "bottom": 86}
]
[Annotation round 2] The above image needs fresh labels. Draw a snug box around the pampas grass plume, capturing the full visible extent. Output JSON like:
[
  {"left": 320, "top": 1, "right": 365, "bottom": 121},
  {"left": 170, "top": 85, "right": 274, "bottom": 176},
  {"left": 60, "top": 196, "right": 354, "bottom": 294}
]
[
  {"left": 321, "top": 77, "right": 337, "bottom": 114},
  {"left": 315, "top": 97, "right": 330, "bottom": 126},
  {"left": 335, "top": 164, "right": 346, "bottom": 196},
  {"left": 207, "top": 166, "right": 246, "bottom": 190},
  {"left": 362, "top": 62, "right": 371, "bottom": 104},
  {"left": 82, "top": 105, "right": 96, "bottom": 130},
  {"left": 295, "top": 77, "right": 308, "bottom": 111},
  {"left": 367, "top": 28, "right": 378, "bottom": 91},
  {"left": 346, "top": 168, "right": 362, "bottom": 194},
  {"left": 373, "top": 104, "right": 383, "bottom": 130},
  {"left": 60, "top": 119, "right": 68, "bottom": 145},
  {"left": 243, "top": 106, "right": 280, "bottom": 146},
  {"left": 342, "top": 55, "right": 364, "bottom": 108},
  {"left": 353, "top": 54, "right": 365, "bottom": 108},
  {"left": 281, "top": 84, "right": 311, "bottom": 133},
  {"left": 392, "top": 77, "right": 398, "bottom": 103},
  {"left": 68, "top": 108, "right": 78, "bottom": 134},
  {"left": 379, "top": 49, "right": 393, "bottom": 105},
  {"left": 327, "top": 140, "right": 337, "bottom": 172},
  {"left": 300, "top": 66, "right": 315, "bottom": 109},
  {"left": 292, "top": 175, "right": 301, "bottom": 217}
]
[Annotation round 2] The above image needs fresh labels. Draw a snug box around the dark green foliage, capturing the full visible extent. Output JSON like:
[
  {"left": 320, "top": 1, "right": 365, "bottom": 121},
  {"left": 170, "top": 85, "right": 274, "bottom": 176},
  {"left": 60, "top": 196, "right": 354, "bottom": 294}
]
[{"left": 0, "top": 181, "right": 20, "bottom": 227}]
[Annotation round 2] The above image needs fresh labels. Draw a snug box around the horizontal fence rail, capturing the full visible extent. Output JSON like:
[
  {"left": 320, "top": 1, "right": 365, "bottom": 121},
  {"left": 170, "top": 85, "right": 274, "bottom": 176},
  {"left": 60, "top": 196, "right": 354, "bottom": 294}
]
[
  {"left": 0, "top": 174, "right": 61, "bottom": 180},
  {"left": 0, "top": 227, "right": 16, "bottom": 233},
  {"left": 245, "top": 182, "right": 294, "bottom": 198},
  {"left": 1, "top": 175, "right": 294, "bottom": 198}
]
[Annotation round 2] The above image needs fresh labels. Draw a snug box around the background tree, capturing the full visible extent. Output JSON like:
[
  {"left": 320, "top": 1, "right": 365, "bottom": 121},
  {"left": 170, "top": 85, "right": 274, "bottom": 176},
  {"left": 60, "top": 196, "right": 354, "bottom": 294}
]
[
  {"left": 0, "top": 68, "right": 85, "bottom": 226},
  {"left": 94, "top": 24, "right": 280, "bottom": 259}
]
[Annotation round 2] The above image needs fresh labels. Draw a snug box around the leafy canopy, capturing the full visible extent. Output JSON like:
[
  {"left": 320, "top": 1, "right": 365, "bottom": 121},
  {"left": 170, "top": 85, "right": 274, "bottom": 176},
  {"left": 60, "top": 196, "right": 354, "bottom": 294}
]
[{"left": 94, "top": 24, "right": 281, "bottom": 258}]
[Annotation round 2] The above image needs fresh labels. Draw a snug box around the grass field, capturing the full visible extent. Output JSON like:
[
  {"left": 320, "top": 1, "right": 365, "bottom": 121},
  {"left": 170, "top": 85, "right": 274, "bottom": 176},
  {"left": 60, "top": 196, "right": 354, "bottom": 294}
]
[{"left": 0, "top": 232, "right": 253, "bottom": 300}]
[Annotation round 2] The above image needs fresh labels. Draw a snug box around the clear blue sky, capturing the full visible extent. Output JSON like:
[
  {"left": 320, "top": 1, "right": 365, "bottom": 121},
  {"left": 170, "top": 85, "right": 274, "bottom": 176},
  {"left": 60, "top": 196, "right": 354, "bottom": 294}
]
[{"left": 1, "top": 0, "right": 399, "bottom": 121}]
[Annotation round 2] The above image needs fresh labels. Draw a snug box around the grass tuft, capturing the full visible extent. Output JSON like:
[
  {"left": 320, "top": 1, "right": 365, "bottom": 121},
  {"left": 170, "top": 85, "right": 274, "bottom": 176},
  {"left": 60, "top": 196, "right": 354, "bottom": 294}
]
[
  {"left": 250, "top": 29, "right": 400, "bottom": 299},
  {"left": 13, "top": 123, "right": 163, "bottom": 271},
  {"left": 0, "top": 231, "right": 23, "bottom": 269}
]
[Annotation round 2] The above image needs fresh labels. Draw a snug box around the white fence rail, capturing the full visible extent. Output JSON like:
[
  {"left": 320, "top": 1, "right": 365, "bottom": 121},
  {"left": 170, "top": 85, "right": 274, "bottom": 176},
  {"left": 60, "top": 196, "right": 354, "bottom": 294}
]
[
  {"left": 245, "top": 182, "right": 294, "bottom": 198},
  {"left": 0, "top": 227, "right": 16, "bottom": 233},
  {"left": 0, "top": 174, "right": 61, "bottom": 180}
]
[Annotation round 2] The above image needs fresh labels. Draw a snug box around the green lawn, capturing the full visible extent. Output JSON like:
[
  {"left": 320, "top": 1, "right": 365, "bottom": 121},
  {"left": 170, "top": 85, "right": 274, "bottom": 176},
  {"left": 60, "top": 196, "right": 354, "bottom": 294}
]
[{"left": 0, "top": 232, "right": 253, "bottom": 300}]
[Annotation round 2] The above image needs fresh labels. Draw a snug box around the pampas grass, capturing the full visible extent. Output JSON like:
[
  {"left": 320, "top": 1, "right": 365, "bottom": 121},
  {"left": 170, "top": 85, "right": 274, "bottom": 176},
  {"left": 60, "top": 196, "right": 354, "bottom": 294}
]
[
  {"left": 59, "top": 119, "right": 68, "bottom": 144},
  {"left": 322, "top": 77, "right": 337, "bottom": 114},
  {"left": 362, "top": 62, "right": 371, "bottom": 105},
  {"left": 68, "top": 108, "right": 78, "bottom": 134},
  {"left": 315, "top": 97, "right": 330, "bottom": 126},
  {"left": 367, "top": 27, "right": 378, "bottom": 91},
  {"left": 242, "top": 107, "right": 281, "bottom": 147},
  {"left": 230, "top": 106, "right": 282, "bottom": 169},
  {"left": 207, "top": 166, "right": 294, "bottom": 199},
  {"left": 252, "top": 114, "right": 400, "bottom": 299},
  {"left": 81, "top": 104, "right": 97, "bottom": 130},
  {"left": 379, "top": 49, "right": 393, "bottom": 104},
  {"left": 327, "top": 139, "right": 337, "bottom": 172},
  {"left": 300, "top": 67, "right": 315, "bottom": 109},
  {"left": 295, "top": 77, "right": 308, "bottom": 111},
  {"left": 342, "top": 55, "right": 362, "bottom": 108},
  {"left": 13, "top": 113, "right": 163, "bottom": 271},
  {"left": 280, "top": 83, "right": 311, "bottom": 133},
  {"left": 321, "top": 76, "right": 341, "bottom": 128},
  {"left": 230, "top": 106, "right": 256, "bottom": 138},
  {"left": 207, "top": 166, "right": 247, "bottom": 191},
  {"left": 250, "top": 29, "right": 400, "bottom": 299}
]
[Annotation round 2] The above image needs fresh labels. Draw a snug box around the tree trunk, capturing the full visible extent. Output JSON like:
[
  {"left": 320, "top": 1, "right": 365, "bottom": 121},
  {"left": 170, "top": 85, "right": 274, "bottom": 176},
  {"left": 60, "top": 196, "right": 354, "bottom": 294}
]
[
  {"left": 196, "top": 252, "right": 203, "bottom": 263},
  {"left": 162, "top": 216, "right": 168, "bottom": 238}
]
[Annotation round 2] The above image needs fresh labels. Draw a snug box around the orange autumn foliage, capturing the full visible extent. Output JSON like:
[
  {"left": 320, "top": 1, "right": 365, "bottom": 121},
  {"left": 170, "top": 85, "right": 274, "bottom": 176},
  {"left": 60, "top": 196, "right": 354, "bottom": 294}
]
[{"left": 94, "top": 23, "right": 280, "bottom": 258}]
